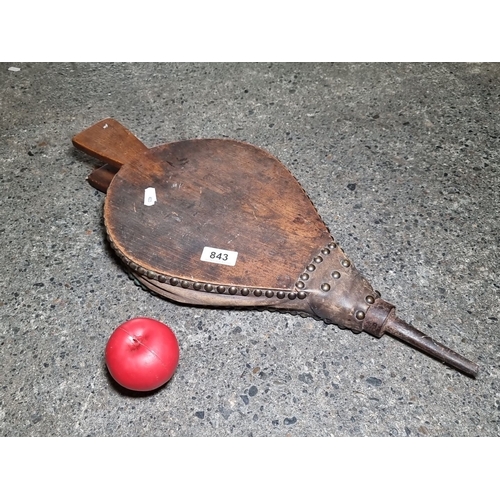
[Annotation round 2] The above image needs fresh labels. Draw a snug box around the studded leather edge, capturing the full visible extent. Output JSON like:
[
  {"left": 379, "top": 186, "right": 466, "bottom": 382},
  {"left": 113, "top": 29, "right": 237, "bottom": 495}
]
[
  {"left": 294, "top": 240, "right": 346, "bottom": 291},
  {"left": 293, "top": 238, "right": 381, "bottom": 332},
  {"left": 106, "top": 232, "right": 306, "bottom": 301}
]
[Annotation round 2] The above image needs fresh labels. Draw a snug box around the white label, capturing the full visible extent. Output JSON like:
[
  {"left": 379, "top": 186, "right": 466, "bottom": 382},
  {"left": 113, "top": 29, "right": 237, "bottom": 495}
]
[
  {"left": 144, "top": 187, "right": 157, "bottom": 206},
  {"left": 200, "top": 246, "right": 238, "bottom": 266}
]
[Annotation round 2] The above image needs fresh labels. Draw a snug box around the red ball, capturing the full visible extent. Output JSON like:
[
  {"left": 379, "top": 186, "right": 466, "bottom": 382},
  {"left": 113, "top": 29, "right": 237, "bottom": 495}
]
[{"left": 105, "top": 317, "right": 179, "bottom": 391}]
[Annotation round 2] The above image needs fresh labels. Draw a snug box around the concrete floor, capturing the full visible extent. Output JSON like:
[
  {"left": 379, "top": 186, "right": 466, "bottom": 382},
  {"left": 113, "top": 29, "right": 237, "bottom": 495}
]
[{"left": 1, "top": 62, "right": 499, "bottom": 437}]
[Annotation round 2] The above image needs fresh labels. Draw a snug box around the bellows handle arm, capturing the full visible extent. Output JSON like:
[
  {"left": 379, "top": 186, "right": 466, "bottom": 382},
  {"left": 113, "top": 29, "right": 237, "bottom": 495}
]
[{"left": 72, "top": 118, "right": 149, "bottom": 192}]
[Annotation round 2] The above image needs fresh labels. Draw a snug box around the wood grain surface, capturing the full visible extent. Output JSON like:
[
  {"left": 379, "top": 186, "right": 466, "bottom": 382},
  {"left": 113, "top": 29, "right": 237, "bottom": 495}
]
[{"left": 104, "top": 138, "right": 332, "bottom": 290}]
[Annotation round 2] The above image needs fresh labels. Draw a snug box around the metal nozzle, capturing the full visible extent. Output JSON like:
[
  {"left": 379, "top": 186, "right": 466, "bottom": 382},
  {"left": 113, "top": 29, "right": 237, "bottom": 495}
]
[
  {"left": 362, "top": 299, "right": 479, "bottom": 377},
  {"left": 383, "top": 311, "right": 479, "bottom": 378}
]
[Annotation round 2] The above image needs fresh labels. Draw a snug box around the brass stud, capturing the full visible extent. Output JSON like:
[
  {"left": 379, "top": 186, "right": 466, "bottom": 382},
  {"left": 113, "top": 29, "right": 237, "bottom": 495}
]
[
  {"left": 306, "top": 264, "right": 316, "bottom": 272},
  {"left": 277, "top": 291, "right": 285, "bottom": 299},
  {"left": 158, "top": 275, "right": 167, "bottom": 283},
  {"left": 355, "top": 310, "right": 365, "bottom": 320},
  {"left": 300, "top": 273, "right": 309, "bottom": 281},
  {"left": 241, "top": 288, "right": 250, "bottom": 296},
  {"left": 265, "top": 290, "right": 274, "bottom": 298},
  {"left": 288, "top": 292, "right": 297, "bottom": 300},
  {"left": 365, "top": 295, "right": 375, "bottom": 304},
  {"left": 328, "top": 242, "right": 337, "bottom": 249},
  {"left": 321, "top": 283, "right": 331, "bottom": 292},
  {"left": 254, "top": 289, "right": 262, "bottom": 297},
  {"left": 229, "top": 286, "right": 237, "bottom": 295},
  {"left": 181, "top": 280, "right": 190, "bottom": 288},
  {"left": 321, "top": 248, "right": 330, "bottom": 255},
  {"left": 217, "top": 285, "right": 226, "bottom": 294},
  {"left": 332, "top": 271, "right": 341, "bottom": 279},
  {"left": 297, "top": 291, "right": 307, "bottom": 299},
  {"left": 296, "top": 281, "right": 305, "bottom": 289},
  {"left": 193, "top": 282, "right": 202, "bottom": 291},
  {"left": 341, "top": 259, "right": 351, "bottom": 268},
  {"left": 130, "top": 262, "right": 138, "bottom": 271},
  {"left": 204, "top": 284, "right": 213, "bottom": 292},
  {"left": 146, "top": 270, "right": 156, "bottom": 279},
  {"left": 314, "top": 256, "right": 323, "bottom": 263},
  {"left": 170, "top": 277, "right": 179, "bottom": 286}
]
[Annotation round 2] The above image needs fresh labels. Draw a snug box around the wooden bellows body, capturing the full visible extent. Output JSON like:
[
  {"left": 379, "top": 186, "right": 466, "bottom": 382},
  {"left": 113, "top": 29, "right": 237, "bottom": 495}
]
[{"left": 73, "top": 118, "right": 479, "bottom": 377}]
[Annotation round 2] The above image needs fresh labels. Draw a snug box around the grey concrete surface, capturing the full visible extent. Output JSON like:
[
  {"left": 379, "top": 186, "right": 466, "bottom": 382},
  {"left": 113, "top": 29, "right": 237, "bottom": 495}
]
[{"left": 1, "top": 62, "right": 498, "bottom": 437}]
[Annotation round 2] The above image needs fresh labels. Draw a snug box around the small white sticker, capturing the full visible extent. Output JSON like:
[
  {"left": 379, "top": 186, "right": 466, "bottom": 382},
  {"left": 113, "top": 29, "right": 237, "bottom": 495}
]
[
  {"left": 200, "top": 246, "right": 238, "bottom": 266},
  {"left": 144, "top": 187, "right": 157, "bottom": 206}
]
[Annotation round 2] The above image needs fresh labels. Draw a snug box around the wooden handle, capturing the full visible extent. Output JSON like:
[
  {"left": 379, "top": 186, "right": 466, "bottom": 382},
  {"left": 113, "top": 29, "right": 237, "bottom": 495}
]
[
  {"left": 86, "top": 164, "right": 120, "bottom": 193},
  {"left": 72, "top": 118, "right": 149, "bottom": 168}
]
